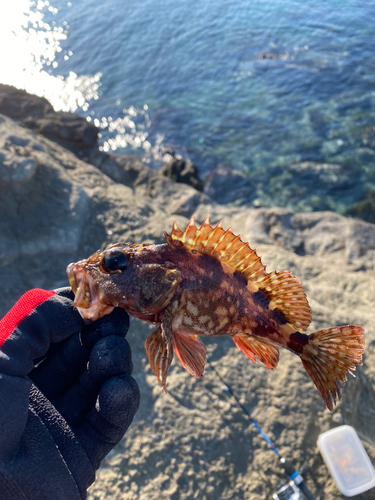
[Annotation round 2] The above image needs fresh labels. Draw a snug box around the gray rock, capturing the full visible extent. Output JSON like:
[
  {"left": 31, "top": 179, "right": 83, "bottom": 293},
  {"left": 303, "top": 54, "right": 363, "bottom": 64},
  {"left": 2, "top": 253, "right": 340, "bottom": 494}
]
[
  {"left": 160, "top": 157, "right": 203, "bottom": 192},
  {"left": 0, "top": 84, "right": 99, "bottom": 150},
  {"left": 0, "top": 83, "right": 54, "bottom": 120},
  {"left": 346, "top": 218, "right": 375, "bottom": 270},
  {"left": 86, "top": 149, "right": 212, "bottom": 218},
  {"left": 28, "top": 111, "right": 99, "bottom": 149},
  {"left": 0, "top": 129, "right": 38, "bottom": 184}
]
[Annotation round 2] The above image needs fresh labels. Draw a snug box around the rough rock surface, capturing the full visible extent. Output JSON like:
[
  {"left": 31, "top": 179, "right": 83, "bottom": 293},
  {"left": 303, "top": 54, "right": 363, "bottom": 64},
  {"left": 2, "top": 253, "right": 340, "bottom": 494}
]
[
  {"left": 1, "top": 106, "right": 375, "bottom": 500},
  {"left": 160, "top": 157, "right": 203, "bottom": 192},
  {"left": 0, "top": 84, "right": 99, "bottom": 150}
]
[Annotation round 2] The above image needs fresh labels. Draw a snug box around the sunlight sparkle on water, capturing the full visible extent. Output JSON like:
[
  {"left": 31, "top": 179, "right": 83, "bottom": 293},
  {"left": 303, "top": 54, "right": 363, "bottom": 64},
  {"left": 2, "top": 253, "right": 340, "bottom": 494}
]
[
  {"left": 0, "top": 0, "right": 101, "bottom": 112},
  {"left": 99, "top": 106, "right": 153, "bottom": 154}
]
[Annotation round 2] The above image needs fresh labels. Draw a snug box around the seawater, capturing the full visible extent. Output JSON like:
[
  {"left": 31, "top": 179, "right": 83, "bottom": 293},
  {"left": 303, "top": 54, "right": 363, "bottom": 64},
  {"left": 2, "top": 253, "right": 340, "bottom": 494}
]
[{"left": 2, "top": 0, "right": 375, "bottom": 218}]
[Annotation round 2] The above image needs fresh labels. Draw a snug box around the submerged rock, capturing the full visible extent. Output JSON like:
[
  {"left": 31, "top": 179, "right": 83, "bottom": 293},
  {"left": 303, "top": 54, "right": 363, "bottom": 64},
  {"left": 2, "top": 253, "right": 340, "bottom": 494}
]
[
  {"left": 203, "top": 166, "right": 256, "bottom": 206},
  {"left": 345, "top": 189, "right": 375, "bottom": 224},
  {"left": 203, "top": 161, "right": 368, "bottom": 217},
  {"left": 256, "top": 52, "right": 293, "bottom": 60}
]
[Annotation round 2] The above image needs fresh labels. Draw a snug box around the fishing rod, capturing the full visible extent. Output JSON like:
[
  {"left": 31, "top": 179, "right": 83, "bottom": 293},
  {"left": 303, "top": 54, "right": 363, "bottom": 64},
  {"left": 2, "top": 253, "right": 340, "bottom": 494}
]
[{"left": 206, "top": 360, "right": 317, "bottom": 500}]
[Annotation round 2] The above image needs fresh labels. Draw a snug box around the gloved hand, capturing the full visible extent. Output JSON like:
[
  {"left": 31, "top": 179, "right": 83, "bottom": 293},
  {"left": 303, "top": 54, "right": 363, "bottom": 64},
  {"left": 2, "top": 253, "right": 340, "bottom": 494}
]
[{"left": 0, "top": 287, "right": 140, "bottom": 500}]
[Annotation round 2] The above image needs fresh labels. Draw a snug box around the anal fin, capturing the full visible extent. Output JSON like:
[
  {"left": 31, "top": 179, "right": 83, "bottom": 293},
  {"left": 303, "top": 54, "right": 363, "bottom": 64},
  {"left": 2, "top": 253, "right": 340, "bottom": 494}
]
[
  {"left": 232, "top": 333, "right": 279, "bottom": 370},
  {"left": 172, "top": 332, "right": 207, "bottom": 378}
]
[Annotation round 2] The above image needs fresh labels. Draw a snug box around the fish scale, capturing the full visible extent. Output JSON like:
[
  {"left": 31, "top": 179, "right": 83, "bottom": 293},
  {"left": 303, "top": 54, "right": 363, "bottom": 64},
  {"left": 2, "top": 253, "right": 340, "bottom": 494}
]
[{"left": 174, "top": 289, "right": 236, "bottom": 337}]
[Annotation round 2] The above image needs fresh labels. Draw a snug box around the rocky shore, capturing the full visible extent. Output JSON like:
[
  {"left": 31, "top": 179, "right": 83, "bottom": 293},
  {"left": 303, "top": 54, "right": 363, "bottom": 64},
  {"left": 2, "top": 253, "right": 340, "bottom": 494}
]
[{"left": 1, "top": 85, "right": 374, "bottom": 500}]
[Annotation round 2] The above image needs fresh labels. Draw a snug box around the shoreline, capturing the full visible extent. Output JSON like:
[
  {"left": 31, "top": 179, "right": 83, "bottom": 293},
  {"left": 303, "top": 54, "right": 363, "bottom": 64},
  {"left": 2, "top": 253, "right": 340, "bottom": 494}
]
[
  {"left": 1, "top": 83, "right": 374, "bottom": 226},
  {"left": 1, "top": 84, "right": 375, "bottom": 500}
]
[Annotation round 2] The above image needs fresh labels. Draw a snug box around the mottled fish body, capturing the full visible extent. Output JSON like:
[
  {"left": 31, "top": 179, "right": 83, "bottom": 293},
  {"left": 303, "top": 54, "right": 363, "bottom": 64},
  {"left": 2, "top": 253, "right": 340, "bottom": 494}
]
[{"left": 67, "top": 217, "right": 365, "bottom": 410}]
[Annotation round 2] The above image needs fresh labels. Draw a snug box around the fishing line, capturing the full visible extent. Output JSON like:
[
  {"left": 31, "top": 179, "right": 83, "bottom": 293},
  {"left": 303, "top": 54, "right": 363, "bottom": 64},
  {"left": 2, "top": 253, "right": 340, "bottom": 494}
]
[{"left": 206, "top": 359, "right": 317, "bottom": 500}]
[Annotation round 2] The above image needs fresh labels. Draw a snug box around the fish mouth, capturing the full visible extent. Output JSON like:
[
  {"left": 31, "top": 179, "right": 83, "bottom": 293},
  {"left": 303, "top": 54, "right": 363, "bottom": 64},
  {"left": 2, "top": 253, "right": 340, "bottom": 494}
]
[
  {"left": 66, "top": 262, "right": 79, "bottom": 295},
  {"left": 66, "top": 261, "right": 115, "bottom": 322}
]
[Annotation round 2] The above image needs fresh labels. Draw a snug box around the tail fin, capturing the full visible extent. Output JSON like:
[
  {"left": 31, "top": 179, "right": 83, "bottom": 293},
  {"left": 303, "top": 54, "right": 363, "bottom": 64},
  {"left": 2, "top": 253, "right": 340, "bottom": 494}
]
[{"left": 301, "top": 325, "right": 365, "bottom": 411}]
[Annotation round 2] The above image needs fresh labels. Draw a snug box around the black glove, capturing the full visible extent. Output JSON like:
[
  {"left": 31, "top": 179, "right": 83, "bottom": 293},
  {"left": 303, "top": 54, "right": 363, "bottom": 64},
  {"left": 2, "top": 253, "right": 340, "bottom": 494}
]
[{"left": 0, "top": 287, "right": 140, "bottom": 500}]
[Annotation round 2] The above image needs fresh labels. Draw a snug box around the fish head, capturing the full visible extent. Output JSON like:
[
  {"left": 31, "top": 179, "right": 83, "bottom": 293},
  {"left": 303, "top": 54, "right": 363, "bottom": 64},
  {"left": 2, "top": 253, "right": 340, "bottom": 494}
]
[{"left": 67, "top": 242, "right": 180, "bottom": 322}]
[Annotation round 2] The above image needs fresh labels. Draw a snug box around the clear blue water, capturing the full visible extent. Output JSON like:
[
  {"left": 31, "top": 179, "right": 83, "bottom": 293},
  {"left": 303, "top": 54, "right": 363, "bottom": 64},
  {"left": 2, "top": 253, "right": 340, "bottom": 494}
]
[{"left": 4, "top": 0, "right": 375, "bottom": 217}]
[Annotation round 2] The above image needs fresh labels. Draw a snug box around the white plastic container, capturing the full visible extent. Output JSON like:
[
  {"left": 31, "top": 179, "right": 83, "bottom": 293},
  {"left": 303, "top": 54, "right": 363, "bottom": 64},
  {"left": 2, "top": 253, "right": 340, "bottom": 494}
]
[{"left": 318, "top": 425, "right": 375, "bottom": 497}]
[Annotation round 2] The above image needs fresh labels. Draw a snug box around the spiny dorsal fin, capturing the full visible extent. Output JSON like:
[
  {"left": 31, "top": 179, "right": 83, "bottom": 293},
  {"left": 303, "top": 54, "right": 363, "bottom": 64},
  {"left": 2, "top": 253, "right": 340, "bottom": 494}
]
[
  {"left": 258, "top": 270, "right": 312, "bottom": 333},
  {"left": 164, "top": 216, "right": 267, "bottom": 283}
]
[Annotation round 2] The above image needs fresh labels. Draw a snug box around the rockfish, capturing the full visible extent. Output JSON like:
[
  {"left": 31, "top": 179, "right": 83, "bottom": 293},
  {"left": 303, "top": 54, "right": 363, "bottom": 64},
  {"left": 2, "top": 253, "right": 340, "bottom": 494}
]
[{"left": 66, "top": 217, "right": 365, "bottom": 410}]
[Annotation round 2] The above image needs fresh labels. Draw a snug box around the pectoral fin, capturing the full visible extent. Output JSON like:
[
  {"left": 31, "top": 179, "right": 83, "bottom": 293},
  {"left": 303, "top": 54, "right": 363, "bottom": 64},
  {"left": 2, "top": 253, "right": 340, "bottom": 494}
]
[
  {"left": 172, "top": 332, "right": 207, "bottom": 378},
  {"left": 232, "top": 333, "right": 279, "bottom": 370},
  {"left": 144, "top": 310, "right": 174, "bottom": 392}
]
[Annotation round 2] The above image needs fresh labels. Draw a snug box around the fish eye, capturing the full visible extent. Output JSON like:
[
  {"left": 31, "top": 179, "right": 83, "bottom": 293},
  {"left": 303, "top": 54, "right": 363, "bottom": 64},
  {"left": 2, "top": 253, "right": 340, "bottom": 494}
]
[{"left": 100, "top": 249, "right": 128, "bottom": 274}]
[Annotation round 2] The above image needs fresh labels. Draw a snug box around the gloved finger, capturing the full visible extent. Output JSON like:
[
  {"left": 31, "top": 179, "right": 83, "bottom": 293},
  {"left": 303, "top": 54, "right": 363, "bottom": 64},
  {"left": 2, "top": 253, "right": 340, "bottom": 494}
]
[
  {"left": 81, "top": 308, "right": 129, "bottom": 350},
  {"left": 51, "top": 335, "right": 133, "bottom": 426},
  {"left": 0, "top": 287, "right": 82, "bottom": 379},
  {"left": 0, "top": 287, "right": 81, "bottom": 453},
  {"left": 32, "top": 290, "right": 128, "bottom": 364},
  {"left": 33, "top": 288, "right": 80, "bottom": 363},
  {"left": 30, "top": 307, "right": 130, "bottom": 399},
  {"left": 74, "top": 374, "right": 140, "bottom": 470}
]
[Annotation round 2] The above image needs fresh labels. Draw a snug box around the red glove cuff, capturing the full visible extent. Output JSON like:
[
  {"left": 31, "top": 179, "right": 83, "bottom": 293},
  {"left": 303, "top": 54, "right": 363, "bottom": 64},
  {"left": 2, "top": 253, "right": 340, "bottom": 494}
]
[{"left": 0, "top": 289, "right": 56, "bottom": 347}]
